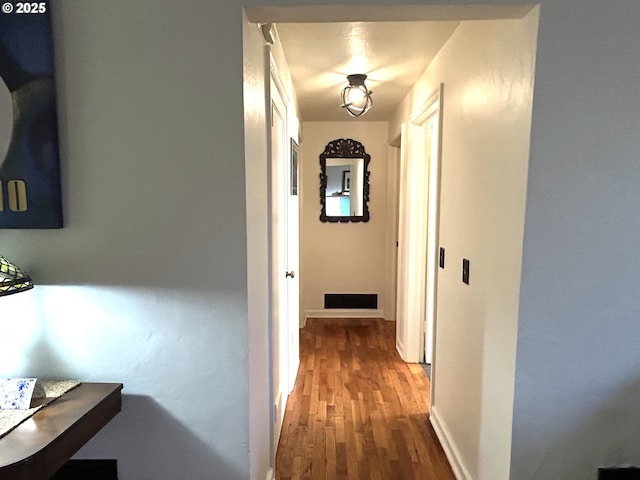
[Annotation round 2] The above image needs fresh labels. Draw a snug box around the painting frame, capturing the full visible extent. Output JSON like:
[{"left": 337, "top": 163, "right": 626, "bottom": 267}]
[
  {"left": 341, "top": 170, "right": 350, "bottom": 193},
  {"left": 0, "top": 1, "right": 63, "bottom": 229}
]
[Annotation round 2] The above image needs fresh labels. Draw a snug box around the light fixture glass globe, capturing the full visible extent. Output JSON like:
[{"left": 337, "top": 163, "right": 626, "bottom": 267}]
[
  {"left": 341, "top": 74, "right": 373, "bottom": 117},
  {"left": 345, "top": 86, "right": 367, "bottom": 108}
]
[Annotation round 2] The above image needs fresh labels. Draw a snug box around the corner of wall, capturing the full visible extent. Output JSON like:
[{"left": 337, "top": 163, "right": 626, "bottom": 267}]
[{"left": 430, "top": 406, "right": 472, "bottom": 480}]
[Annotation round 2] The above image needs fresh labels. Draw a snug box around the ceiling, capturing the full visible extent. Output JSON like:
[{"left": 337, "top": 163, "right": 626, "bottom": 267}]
[
  {"left": 247, "top": 5, "right": 536, "bottom": 123},
  {"left": 275, "top": 21, "right": 460, "bottom": 122}
]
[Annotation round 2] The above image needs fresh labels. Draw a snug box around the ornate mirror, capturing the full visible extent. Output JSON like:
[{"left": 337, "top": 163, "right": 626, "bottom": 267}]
[{"left": 319, "top": 138, "right": 370, "bottom": 223}]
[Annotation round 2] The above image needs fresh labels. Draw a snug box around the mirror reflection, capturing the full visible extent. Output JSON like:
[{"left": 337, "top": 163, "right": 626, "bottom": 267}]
[
  {"left": 319, "top": 138, "right": 370, "bottom": 223},
  {"left": 325, "top": 158, "right": 364, "bottom": 217}
]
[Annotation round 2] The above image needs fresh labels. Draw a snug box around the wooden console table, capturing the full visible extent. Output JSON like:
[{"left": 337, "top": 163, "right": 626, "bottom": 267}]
[{"left": 0, "top": 383, "right": 123, "bottom": 480}]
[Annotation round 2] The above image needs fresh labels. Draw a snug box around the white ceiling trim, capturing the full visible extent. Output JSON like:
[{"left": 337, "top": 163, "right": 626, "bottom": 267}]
[{"left": 246, "top": 4, "right": 536, "bottom": 23}]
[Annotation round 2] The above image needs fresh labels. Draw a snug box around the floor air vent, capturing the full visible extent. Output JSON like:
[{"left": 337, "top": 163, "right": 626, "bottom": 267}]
[
  {"left": 598, "top": 468, "right": 640, "bottom": 479},
  {"left": 51, "top": 460, "right": 118, "bottom": 480},
  {"left": 324, "top": 293, "right": 377, "bottom": 309}
]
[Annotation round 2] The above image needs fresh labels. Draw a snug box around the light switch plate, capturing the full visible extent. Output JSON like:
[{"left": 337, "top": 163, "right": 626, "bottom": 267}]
[{"left": 462, "top": 258, "right": 470, "bottom": 285}]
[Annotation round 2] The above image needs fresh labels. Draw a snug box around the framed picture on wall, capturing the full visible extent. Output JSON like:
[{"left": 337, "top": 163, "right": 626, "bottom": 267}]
[
  {"left": 290, "top": 138, "right": 298, "bottom": 196},
  {"left": 0, "top": 1, "right": 63, "bottom": 228},
  {"left": 341, "top": 170, "right": 350, "bottom": 193}
]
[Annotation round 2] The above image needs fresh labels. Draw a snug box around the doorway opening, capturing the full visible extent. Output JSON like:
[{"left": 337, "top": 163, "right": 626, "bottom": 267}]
[
  {"left": 244, "top": 5, "right": 540, "bottom": 479},
  {"left": 395, "top": 84, "right": 443, "bottom": 394}
]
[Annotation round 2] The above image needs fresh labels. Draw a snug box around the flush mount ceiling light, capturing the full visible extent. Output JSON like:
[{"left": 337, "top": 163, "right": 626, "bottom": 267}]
[
  {"left": 0, "top": 256, "right": 34, "bottom": 297},
  {"left": 341, "top": 74, "right": 373, "bottom": 117}
]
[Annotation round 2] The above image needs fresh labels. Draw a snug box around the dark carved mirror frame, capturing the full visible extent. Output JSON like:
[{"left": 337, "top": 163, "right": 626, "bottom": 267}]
[{"left": 319, "top": 138, "right": 370, "bottom": 223}]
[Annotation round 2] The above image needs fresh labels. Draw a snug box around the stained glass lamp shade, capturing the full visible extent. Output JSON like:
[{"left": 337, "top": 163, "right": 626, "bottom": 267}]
[{"left": 0, "top": 256, "right": 33, "bottom": 297}]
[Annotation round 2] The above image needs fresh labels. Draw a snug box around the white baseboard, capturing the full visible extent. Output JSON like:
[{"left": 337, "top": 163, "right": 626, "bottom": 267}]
[
  {"left": 305, "top": 308, "right": 384, "bottom": 320},
  {"left": 265, "top": 468, "right": 274, "bottom": 480},
  {"left": 430, "top": 405, "right": 472, "bottom": 480}
]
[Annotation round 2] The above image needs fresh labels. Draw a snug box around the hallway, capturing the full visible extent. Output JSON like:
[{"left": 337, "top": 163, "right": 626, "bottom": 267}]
[{"left": 275, "top": 318, "right": 455, "bottom": 480}]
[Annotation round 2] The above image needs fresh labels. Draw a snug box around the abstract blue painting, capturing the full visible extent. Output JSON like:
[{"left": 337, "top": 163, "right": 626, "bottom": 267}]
[{"left": 0, "top": 0, "right": 62, "bottom": 228}]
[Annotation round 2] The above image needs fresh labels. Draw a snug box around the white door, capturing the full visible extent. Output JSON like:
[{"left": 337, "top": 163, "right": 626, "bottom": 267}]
[
  {"left": 423, "top": 110, "right": 441, "bottom": 366},
  {"left": 286, "top": 138, "right": 300, "bottom": 393},
  {"left": 395, "top": 85, "right": 443, "bottom": 370},
  {"left": 270, "top": 73, "right": 300, "bottom": 455},
  {"left": 270, "top": 77, "right": 288, "bottom": 450}
]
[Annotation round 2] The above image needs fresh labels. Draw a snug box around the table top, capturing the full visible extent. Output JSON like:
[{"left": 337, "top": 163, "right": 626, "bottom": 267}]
[{"left": 0, "top": 382, "right": 123, "bottom": 480}]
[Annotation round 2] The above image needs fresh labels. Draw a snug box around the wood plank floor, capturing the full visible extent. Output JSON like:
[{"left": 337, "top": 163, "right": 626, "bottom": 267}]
[{"left": 275, "top": 318, "right": 455, "bottom": 480}]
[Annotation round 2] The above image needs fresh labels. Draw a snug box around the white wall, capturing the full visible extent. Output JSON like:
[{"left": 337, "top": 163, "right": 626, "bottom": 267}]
[
  {"left": 511, "top": 1, "right": 640, "bottom": 478},
  {"left": 1, "top": 1, "right": 253, "bottom": 479},
  {"left": 2, "top": 2, "right": 640, "bottom": 480},
  {"left": 383, "top": 146, "right": 400, "bottom": 323},
  {"left": 300, "top": 122, "right": 390, "bottom": 319},
  {"left": 390, "top": 10, "right": 539, "bottom": 480},
  {"left": 243, "top": 13, "right": 272, "bottom": 480}
]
